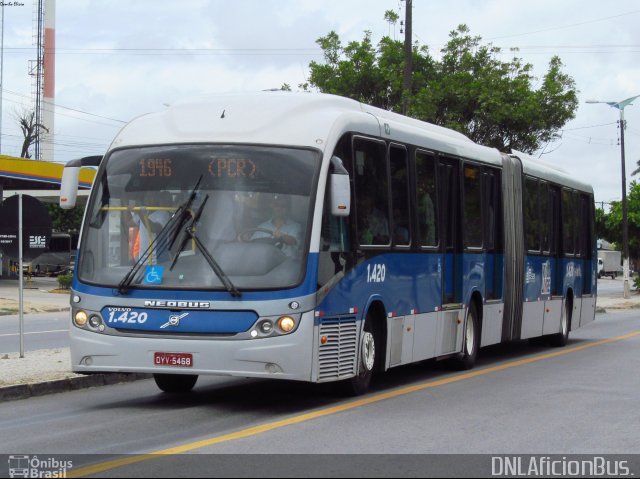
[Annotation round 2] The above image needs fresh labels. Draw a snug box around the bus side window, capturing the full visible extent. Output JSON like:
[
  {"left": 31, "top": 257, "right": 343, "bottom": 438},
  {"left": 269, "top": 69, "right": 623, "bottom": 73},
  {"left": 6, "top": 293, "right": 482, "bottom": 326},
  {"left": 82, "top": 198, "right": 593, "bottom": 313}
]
[
  {"left": 524, "top": 177, "right": 541, "bottom": 253},
  {"left": 389, "top": 144, "right": 410, "bottom": 246},
  {"left": 540, "top": 182, "right": 550, "bottom": 253},
  {"left": 463, "top": 164, "right": 483, "bottom": 249},
  {"left": 353, "top": 137, "right": 390, "bottom": 246},
  {"left": 561, "top": 189, "right": 575, "bottom": 256},
  {"left": 415, "top": 151, "right": 438, "bottom": 247}
]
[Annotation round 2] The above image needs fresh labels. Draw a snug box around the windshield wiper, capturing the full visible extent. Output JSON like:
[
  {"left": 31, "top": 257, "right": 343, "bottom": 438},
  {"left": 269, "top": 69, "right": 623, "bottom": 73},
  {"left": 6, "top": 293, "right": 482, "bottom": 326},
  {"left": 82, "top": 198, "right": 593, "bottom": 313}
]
[
  {"left": 170, "top": 195, "right": 241, "bottom": 298},
  {"left": 117, "top": 177, "right": 202, "bottom": 295}
]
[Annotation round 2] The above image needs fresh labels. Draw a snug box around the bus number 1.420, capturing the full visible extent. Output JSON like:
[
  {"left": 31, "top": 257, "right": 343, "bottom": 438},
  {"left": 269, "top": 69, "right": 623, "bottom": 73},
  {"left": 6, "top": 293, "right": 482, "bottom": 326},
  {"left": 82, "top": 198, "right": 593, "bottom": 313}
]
[{"left": 367, "top": 263, "right": 386, "bottom": 283}]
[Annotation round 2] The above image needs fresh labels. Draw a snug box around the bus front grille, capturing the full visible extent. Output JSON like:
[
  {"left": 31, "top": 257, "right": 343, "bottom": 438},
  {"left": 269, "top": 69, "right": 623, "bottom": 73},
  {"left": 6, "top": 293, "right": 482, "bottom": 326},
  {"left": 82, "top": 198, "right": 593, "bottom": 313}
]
[{"left": 318, "top": 316, "right": 358, "bottom": 382}]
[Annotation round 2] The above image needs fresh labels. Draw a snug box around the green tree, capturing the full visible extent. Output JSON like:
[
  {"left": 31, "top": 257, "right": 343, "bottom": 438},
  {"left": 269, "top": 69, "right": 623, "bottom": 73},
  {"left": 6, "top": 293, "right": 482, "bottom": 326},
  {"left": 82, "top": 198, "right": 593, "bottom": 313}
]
[
  {"left": 605, "top": 181, "right": 640, "bottom": 261},
  {"left": 303, "top": 23, "right": 578, "bottom": 154},
  {"left": 595, "top": 206, "right": 611, "bottom": 243},
  {"left": 45, "top": 203, "right": 84, "bottom": 234}
]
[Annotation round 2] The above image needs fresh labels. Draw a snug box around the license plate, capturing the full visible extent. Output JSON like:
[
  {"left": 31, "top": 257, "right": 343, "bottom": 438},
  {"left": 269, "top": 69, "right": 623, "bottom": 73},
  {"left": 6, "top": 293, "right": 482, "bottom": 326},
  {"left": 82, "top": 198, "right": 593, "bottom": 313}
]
[{"left": 154, "top": 352, "right": 193, "bottom": 368}]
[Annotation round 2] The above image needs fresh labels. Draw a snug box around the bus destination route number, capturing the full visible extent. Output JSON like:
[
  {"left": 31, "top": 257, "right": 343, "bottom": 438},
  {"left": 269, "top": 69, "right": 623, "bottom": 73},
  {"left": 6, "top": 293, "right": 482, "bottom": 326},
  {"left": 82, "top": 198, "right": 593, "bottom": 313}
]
[{"left": 140, "top": 159, "right": 172, "bottom": 177}]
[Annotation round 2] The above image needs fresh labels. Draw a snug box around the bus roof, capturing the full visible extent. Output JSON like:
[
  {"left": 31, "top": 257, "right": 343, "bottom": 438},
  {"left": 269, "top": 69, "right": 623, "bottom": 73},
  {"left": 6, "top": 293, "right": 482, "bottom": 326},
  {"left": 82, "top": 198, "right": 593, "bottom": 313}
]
[
  {"left": 110, "top": 92, "right": 499, "bottom": 161},
  {"left": 110, "top": 91, "right": 591, "bottom": 193},
  {"left": 512, "top": 151, "right": 593, "bottom": 194}
]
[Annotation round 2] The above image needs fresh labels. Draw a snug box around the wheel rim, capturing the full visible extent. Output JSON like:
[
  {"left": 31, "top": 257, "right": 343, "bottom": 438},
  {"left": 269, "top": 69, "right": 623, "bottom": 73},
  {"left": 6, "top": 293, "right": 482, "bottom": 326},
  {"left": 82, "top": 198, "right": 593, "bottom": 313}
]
[
  {"left": 465, "top": 315, "right": 475, "bottom": 356},
  {"left": 361, "top": 331, "right": 375, "bottom": 372},
  {"left": 561, "top": 309, "right": 568, "bottom": 336}
]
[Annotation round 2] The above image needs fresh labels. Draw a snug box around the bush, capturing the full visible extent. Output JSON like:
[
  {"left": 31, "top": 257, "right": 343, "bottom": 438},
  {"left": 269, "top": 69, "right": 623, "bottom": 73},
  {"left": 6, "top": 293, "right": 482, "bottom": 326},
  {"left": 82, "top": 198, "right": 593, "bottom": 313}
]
[
  {"left": 57, "top": 273, "right": 73, "bottom": 290},
  {"left": 634, "top": 275, "right": 640, "bottom": 291}
]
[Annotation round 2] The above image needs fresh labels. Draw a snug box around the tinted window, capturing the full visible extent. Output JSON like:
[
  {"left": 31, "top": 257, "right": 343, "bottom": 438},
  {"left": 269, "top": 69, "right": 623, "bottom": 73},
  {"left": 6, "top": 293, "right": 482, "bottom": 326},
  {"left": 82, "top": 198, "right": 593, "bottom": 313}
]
[
  {"left": 389, "top": 145, "right": 410, "bottom": 246},
  {"left": 353, "top": 138, "right": 390, "bottom": 246},
  {"left": 463, "top": 164, "right": 482, "bottom": 248},
  {"left": 416, "top": 151, "right": 438, "bottom": 247},
  {"left": 524, "top": 178, "right": 541, "bottom": 252}
]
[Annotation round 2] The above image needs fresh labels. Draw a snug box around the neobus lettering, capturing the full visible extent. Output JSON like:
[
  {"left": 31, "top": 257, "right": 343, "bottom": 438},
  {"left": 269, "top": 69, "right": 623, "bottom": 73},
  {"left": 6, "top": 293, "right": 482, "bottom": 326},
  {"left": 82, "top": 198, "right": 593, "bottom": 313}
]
[{"left": 144, "top": 300, "right": 210, "bottom": 308}]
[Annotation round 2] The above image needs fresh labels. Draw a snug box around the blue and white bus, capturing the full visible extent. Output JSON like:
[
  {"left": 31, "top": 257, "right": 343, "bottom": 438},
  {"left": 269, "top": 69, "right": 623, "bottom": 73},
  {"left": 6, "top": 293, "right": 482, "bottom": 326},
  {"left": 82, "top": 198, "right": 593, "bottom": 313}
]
[{"left": 60, "top": 92, "right": 596, "bottom": 394}]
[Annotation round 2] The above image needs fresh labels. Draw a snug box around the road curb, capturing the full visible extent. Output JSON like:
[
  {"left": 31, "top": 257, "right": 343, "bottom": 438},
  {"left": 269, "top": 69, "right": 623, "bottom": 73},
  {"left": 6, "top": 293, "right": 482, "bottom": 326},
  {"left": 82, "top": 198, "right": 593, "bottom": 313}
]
[{"left": 0, "top": 373, "right": 151, "bottom": 402}]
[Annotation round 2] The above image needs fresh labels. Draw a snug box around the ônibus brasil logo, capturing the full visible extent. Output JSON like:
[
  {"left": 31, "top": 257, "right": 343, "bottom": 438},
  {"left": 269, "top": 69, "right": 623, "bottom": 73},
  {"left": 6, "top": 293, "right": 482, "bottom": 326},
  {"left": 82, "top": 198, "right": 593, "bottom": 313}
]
[{"left": 8, "top": 455, "right": 73, "bottom": 478}]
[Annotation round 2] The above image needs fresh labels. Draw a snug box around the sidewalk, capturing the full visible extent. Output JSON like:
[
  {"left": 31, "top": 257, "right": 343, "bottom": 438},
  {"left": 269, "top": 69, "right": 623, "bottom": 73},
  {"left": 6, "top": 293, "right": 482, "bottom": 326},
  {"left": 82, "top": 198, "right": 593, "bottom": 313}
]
[
  {"left": 0, "top": 276, "right": 71, "bottom": 315},
  {"left": 1, "top": 277, "right": 640, "bottom": 402},
  {"left": 0, "top": 277, "right": 149, "bottom": 401}
]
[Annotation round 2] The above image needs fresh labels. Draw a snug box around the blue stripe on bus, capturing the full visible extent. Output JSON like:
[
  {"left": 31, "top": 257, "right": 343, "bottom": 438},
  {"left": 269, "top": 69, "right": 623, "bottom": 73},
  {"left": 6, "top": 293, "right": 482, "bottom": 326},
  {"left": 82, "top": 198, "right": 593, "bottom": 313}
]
[
  {"left": 317, "top": 253, "right": 501, "bottom": 319},
  {"left": 101, "top": 307, "right": 258, "bottom": 334},
  {"left": 523, "top": 255, "right": 595, "bottom": 302}
]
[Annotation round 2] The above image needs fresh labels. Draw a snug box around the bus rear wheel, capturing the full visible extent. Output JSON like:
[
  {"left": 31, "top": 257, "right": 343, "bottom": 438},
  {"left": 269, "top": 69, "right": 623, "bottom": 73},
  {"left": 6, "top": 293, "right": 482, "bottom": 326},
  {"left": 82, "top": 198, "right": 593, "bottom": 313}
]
[
  {"left": 153, "top": 373, "right": 198, "bottom": 393},
  {"left": 548, "top": 301, "right": 570, "bottom": 347},
  {"left": 451, "top": 303, "right": 479, "bottom": 370}
]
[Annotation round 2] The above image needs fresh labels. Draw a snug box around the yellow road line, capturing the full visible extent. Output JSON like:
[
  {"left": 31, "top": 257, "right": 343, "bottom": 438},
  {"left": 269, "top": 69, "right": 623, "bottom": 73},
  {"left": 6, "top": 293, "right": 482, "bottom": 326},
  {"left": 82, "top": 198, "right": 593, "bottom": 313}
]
[{"left": 69, "top": 330, "right": 640, "bottom": 477}]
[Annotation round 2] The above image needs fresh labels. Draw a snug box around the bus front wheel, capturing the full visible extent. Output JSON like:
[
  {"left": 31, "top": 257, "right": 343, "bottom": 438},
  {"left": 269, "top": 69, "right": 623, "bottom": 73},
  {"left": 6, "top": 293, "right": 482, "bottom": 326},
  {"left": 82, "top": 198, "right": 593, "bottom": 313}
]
[
  {"left": 153, "top": 373, "right": 198, "bottom": 393},
  {"left": 344, "top": 315, "right": 378, "bottom": 395}
]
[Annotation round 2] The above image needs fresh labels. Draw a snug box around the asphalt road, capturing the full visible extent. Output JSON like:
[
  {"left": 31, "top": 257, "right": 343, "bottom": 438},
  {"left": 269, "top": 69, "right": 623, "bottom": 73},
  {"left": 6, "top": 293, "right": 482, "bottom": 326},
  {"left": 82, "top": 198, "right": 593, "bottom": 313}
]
[
  {"left": 0, "top": 311, "right": 69, "bottom": 353},
  {"left": 1, "top": 307, "right": 639, "bottom": 477}
]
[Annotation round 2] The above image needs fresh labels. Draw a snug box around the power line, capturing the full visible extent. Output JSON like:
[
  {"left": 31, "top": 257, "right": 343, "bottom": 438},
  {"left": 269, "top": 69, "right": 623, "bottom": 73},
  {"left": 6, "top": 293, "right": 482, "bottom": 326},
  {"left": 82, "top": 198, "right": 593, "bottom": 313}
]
[
  {"left": 2, "top": 88, "right": 126, "bottom": 123},
  {"left": 1, "top": 46, "right": 324, "bottom": 57},
  {"left": 486, "top": 9, "right": 640, "bottom": 40}
]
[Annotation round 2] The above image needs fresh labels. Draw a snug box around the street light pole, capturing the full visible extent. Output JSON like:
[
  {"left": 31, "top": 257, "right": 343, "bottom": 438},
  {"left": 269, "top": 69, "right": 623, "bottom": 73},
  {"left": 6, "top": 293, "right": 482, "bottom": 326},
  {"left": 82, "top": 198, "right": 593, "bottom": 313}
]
[
  {"left": 619, "top": 106, "right": 630, "bottom": 299},
  {"left": 587, "top": 95, "right": 640, "bottom": 299}
]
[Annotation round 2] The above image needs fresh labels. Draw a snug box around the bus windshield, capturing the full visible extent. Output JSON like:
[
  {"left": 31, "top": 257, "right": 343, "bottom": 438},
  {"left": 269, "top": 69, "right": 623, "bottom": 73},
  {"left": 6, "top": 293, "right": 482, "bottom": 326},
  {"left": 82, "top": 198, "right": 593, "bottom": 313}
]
[{"left": 78, "top": 144, "right": 320, "bottom": 291}]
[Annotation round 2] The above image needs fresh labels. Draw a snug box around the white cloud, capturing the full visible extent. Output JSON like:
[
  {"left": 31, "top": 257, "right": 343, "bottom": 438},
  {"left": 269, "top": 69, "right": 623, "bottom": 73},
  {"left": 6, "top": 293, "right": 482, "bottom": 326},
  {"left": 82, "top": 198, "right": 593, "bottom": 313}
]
[{"left": 1, "top": 0, "right": 640, "bottom": 203}]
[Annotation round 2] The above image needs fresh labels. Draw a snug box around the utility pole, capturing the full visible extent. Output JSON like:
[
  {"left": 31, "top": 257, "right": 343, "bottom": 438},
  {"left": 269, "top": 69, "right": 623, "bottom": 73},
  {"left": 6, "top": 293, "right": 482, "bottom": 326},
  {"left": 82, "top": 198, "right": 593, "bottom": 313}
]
[
  {"left": 401, "top": 0, "right": 412, "bottom": 115},
  {"left": 619, "top": 111, "right": 630, "bottom": 298},
  {"left": 587, "top": 95, "right": 640, "bottom": 299}
]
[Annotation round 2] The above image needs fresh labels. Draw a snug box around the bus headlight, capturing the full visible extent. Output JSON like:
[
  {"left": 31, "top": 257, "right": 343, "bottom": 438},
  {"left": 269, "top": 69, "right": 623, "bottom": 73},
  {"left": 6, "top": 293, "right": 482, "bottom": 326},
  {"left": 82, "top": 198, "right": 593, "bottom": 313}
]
[
  {"left": 277, "top": 316, "right": 296, "bottom": 333},
  {"left": 74, "top": 310, "right": 88, "bottom": 327}
]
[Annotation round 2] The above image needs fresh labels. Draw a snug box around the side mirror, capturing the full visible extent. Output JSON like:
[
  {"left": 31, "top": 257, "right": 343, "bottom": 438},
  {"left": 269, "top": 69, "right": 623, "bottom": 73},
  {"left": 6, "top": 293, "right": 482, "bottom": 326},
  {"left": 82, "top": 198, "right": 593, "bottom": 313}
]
[
  {"left": 60, "top": 166, "right": 81, "bottom": 209},
  {"left": 330, "top": 156, "right": 350, "bottom": 217},
  {"left": 59, "top": 155, "right": 102, "bottom": 209}
]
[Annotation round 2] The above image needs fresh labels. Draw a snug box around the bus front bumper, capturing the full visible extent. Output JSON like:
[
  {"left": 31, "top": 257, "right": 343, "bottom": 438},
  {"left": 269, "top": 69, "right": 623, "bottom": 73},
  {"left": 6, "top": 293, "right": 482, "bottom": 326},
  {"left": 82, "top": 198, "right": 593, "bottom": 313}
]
[{"left": 70, "top": 312, "right": 316, "bottom": 382}]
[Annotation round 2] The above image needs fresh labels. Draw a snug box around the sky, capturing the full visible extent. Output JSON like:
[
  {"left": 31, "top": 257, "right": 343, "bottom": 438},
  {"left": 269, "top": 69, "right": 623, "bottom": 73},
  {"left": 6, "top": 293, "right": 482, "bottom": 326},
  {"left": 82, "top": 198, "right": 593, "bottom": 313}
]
[{"left": 0, "top": 0, "right": 639, "bottom": 206}]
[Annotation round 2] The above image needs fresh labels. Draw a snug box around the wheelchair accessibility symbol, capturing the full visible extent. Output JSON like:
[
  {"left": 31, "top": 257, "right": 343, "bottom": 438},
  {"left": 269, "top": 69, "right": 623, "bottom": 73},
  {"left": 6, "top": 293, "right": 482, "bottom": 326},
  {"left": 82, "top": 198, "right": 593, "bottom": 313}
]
[{"left": 144, "top": 266, "right": 164, "bottom": 285}]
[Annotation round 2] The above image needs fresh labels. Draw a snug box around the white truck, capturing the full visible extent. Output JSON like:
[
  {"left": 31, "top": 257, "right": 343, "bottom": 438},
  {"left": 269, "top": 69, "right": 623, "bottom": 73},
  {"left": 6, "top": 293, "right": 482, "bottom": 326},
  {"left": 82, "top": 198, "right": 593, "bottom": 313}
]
[{"left": 597, "top": 250, "right": 622, "bottom": 279}]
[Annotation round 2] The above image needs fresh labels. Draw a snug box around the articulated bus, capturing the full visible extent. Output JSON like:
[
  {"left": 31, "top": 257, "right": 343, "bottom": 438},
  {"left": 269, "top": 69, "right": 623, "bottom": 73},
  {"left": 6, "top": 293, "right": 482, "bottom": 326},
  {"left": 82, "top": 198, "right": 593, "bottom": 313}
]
[{"left": 60, "top": 92, "right": 596, "bottom": 394}]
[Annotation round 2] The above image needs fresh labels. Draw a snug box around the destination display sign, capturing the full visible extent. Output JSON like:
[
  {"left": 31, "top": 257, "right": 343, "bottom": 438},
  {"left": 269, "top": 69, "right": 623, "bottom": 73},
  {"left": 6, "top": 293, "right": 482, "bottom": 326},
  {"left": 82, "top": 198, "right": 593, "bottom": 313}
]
[{"left": 138, "top": 158, "right": 257, "bottom": 179}]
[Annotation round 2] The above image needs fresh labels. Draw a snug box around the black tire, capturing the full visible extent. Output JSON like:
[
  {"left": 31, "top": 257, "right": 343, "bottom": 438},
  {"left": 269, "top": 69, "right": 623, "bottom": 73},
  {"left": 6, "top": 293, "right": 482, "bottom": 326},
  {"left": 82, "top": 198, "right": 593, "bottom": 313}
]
[
  {"left": 549, "top": 301, "right": 570, "bottom": 347},
  {"left": 153, "top": 373, "right": 198, "bottom": 393},
  {"left": 343, "top": 314, "right": 378, "bottom": 396},
  {"left": 451, "top": 303, "right": 479, "bottom": 370}
]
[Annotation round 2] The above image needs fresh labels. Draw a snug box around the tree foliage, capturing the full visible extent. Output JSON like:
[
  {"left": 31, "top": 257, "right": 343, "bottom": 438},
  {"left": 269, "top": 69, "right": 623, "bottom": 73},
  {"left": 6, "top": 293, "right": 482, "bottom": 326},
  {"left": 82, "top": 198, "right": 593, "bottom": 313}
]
[
  {"left": 303, "top": 24, "right": 578, "bottom": 154},
  {"left": 598, "top": 181, "right": 640, "bottom": 262},
  {"left": 45, "top": 203, "right": 84, "bottom": 234}
]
